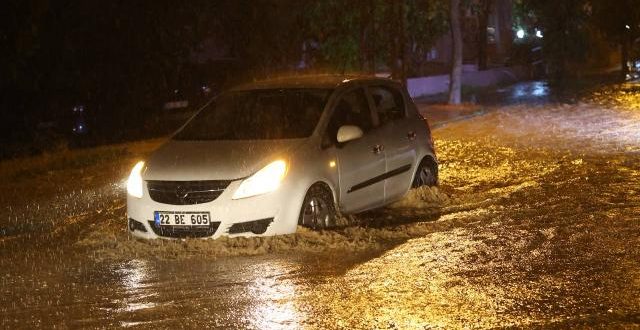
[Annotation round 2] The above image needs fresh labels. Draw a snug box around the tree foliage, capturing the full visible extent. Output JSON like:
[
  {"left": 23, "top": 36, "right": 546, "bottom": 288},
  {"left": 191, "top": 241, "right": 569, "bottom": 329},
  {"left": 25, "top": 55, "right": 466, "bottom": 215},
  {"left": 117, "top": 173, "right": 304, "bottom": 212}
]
[
  {"left": 516, "top": 0, "right": 640, "bottom": 80},
  {"left": 1, "top": 0, "right": 216, "bottom": 133},
  {"left": 590, "top": 0, "right": 640, "bottom": 74},
  {"left": 0, "top": 0, "right": 449, "bottom": 144},
  {"left": 518, "top": 0, "right": 590, "bottom": 80},
  {"left": 304, "top": 0, "right": 448, "bottom": 76}
]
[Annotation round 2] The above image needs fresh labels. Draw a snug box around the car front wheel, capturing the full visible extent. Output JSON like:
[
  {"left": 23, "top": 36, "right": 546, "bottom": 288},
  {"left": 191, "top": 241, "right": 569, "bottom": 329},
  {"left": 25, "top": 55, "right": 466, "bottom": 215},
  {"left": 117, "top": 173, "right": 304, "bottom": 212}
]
[{"left": 298, "top": 184, "right": 337, "bottom": 230}]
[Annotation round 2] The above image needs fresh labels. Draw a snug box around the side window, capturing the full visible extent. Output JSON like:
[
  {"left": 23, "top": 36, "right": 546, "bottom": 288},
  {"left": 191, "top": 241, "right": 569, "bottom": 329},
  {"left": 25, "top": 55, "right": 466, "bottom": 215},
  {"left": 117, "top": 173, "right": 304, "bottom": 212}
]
[
  {"left": 369, "top": 85, "right": 405, "bottom": 125},
  {"left": 325, "top": 88, "right": 373, "bottom": 144}
]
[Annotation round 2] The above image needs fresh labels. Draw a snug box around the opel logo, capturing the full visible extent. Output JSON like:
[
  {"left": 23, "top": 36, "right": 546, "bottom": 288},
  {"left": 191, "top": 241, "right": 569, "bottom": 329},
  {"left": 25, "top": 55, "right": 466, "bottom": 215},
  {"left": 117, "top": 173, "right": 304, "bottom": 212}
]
[{"left": 175, "top": 185, "right": 189, "bottom": 199}]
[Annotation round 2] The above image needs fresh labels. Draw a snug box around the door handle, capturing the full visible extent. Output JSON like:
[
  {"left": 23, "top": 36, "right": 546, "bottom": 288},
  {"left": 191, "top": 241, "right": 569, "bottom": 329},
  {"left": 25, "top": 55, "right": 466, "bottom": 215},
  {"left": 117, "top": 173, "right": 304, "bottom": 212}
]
[
  {"left": 407, "top": 131, "right": 416, "bottom": 140},
  {"left": 372, "top": 144, "right": 384, "bottom": 154}
]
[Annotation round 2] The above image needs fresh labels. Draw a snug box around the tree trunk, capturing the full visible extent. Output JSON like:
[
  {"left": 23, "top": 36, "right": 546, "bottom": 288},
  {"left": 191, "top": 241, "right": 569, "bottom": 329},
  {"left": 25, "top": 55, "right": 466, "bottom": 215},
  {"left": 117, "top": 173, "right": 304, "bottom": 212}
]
[
  {"left": 387, "top": 0, "right": 407, "bottom": 82},
  {"left": 398, "top": 0, "right": 407, "bottom": 85},
  {"left": 449, "top": 0, "right": 463, "bottom": 104},
  {"left": 368, "top": 0, "right": 376, "bottom": 74},
  {"left": 359, "top": 2, "right": 368, "bottom": 72},
  {"left": 477, "top": 0, "right": 491, "bottom": 71},
  {"left": 360, "top": 0, "right": 376, "bottom": 74},
  {"left": 388, "top": 1, "right": 400, "bottom": 80}
]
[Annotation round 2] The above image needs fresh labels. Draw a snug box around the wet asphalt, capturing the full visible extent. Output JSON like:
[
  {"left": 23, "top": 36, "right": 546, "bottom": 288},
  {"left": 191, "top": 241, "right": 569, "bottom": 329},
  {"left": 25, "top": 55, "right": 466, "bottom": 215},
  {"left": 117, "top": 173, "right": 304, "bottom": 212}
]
[{"left": 1, "top": 80, "right": 639, "bottom": 328}]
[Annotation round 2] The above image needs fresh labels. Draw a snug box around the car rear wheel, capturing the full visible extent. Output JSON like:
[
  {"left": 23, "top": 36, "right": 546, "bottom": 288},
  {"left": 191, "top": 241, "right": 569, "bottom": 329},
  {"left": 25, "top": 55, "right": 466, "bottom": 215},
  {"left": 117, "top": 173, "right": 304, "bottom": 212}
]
[
  {"left": 298, "top": 184, "right": 337, "bottom": 230},
  {"left": 412, "top": 157, "right": 438, "bottom": 187}
]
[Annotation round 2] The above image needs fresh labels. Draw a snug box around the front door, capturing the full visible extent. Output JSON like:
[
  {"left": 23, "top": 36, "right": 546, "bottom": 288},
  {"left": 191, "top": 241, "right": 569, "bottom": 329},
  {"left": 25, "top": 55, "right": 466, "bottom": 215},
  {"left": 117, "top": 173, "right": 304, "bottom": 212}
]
[
  {"left": 325, "top": 87, "right": 386, "bottom": 213},
  {"left": 368, "top": 84, "right": 418, "bottom": 202}
]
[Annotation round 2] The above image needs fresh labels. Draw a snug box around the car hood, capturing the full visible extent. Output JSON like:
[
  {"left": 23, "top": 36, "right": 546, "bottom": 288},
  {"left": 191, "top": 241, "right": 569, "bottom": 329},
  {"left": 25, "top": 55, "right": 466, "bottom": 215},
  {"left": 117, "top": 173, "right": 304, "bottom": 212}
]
[{"left": 143, "top": 139, "right": 304, "bottom": 181}]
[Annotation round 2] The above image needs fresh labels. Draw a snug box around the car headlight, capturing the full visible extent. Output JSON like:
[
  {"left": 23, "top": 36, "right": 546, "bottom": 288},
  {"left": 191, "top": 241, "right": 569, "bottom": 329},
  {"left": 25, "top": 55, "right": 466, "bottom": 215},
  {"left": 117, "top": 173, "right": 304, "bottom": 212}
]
[
  {"left": 127, "top": 161, "right": 145, "bottom": 198},
  {"left": 232, "top": 160, "right": 287, "bottom": 199}
]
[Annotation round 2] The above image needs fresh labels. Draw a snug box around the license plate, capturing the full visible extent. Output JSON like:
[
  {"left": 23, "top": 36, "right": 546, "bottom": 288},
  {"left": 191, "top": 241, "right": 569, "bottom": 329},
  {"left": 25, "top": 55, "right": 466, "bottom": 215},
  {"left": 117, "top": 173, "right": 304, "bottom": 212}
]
[{"left": 154, "top": 211, "right": 211, "bottom": 227}]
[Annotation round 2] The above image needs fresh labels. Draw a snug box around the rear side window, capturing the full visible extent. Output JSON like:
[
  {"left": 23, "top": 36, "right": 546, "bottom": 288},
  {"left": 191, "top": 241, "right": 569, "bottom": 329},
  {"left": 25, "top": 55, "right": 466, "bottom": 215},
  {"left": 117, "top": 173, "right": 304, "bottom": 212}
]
[
  {"left": 325, "top": 88, "right": 373, "bottom": 144},
  {"left": 369, "top": 85, "right": 405, "bottom": 125}
]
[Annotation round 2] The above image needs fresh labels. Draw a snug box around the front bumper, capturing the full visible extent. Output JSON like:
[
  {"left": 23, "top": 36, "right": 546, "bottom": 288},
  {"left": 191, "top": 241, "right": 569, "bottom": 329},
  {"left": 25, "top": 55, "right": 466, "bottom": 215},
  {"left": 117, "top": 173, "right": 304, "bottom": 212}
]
[{"left": 127, "top": 180, "right": 304, "bottom": 239}]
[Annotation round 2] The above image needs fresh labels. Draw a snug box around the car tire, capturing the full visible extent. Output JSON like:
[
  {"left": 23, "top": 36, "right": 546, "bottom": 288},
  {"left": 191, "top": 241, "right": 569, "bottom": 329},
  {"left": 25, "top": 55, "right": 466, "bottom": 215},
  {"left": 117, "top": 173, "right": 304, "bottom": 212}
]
[
  {"left": 298, "top": 184, "right": 337, "bottom": 230},
  {"left": 412, "top": 157, "right": 438, "bottom": 188}
]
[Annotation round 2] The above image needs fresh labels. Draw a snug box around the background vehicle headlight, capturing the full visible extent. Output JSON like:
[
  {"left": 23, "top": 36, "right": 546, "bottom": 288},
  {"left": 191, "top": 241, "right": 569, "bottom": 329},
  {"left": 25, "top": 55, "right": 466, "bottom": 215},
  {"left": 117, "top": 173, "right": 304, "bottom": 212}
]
[
  {"left": 233, "top": 160, "right": 287, "bottom": 199},
  {"left": 127, "top": 161, "right": 145, "bottom": 198}
]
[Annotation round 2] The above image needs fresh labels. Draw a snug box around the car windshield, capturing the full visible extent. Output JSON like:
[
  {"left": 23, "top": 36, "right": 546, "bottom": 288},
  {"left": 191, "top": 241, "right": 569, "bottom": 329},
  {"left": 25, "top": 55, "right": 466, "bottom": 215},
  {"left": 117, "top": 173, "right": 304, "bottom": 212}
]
[{"left": 174, "top": 88, "right": 331, "bottom": 140}]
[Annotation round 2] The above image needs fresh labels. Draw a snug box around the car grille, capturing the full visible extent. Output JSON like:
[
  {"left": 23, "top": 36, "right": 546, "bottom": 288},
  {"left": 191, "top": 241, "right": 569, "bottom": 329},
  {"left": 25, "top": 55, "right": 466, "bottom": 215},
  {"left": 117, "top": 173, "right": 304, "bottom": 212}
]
[
  {"left": 148, "top": 221, "right": 221, "bottom": 238},
  {"left": 147, "top": 180, "right": 231, "bottom": 205}
]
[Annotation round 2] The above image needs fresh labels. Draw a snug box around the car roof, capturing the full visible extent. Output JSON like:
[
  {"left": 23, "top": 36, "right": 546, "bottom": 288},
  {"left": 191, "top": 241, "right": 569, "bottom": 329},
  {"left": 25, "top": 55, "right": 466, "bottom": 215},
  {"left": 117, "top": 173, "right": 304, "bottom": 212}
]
[{"left": 230, "top": 74, "right": 399, "bottom": 91}]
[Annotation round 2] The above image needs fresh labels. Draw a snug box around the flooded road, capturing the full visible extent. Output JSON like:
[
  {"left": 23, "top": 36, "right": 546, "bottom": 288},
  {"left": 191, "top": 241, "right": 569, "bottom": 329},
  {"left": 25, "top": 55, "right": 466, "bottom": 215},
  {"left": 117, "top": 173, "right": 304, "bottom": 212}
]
[{"left": 1, "top": 80, "right": 640, "bottom": 328}]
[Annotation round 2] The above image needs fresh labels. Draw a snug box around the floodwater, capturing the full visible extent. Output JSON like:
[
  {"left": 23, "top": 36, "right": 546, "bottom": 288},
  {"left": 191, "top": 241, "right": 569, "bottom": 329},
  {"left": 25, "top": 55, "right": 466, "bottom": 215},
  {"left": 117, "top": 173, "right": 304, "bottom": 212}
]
[{"left": 1, "top": 80, "right": 640, "bottom": 328}]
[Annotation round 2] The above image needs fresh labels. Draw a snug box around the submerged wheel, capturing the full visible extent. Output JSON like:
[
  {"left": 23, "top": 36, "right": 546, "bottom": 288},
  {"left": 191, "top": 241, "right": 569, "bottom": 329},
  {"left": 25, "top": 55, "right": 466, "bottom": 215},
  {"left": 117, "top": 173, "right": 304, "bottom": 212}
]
[
  {"left": 412, "top": 157, "right": 439, "bottom": 188},
  {"left": 298, "top": 184, "right": 337, "bottom": 230}
]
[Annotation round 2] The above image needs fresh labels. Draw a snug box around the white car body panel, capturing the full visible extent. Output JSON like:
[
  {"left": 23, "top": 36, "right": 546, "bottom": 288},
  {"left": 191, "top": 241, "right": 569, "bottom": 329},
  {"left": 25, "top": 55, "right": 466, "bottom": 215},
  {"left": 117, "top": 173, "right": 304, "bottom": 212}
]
[
  {"left": 334, "top": 129, "right": 386, "bottom": 213},
  {"left": 144, "top": 139, "right": 303, "bottom": 181}
]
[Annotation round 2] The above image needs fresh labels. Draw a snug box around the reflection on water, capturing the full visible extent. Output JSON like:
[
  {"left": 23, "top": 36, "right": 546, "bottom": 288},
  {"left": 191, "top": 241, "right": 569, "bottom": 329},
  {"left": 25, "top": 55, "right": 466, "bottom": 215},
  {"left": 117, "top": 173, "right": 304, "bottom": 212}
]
[
  {"left": 531, "top": 81, "right": 548, "bottom": 96},
  {"left": 485, "top": 80, "right": 552, "bottom": 106},
  {"left": 92, "top": 256, "right": 312, "bottom": 328},
  {"left": 114, "top": 259, "right": 157, "bottom": 314},
  {"left": 246, "top": 261, "right": 302, "bottom": 329},
  {"left": 512, "top": 81, "right": 548, "bottom": 98}
]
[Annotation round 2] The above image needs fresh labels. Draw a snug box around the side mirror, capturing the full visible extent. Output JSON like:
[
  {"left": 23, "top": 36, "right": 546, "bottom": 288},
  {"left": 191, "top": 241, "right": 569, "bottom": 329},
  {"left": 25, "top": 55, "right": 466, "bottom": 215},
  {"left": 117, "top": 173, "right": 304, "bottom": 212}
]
[{"left": 337, "top": 125, "right": 364, "bottom": 143}]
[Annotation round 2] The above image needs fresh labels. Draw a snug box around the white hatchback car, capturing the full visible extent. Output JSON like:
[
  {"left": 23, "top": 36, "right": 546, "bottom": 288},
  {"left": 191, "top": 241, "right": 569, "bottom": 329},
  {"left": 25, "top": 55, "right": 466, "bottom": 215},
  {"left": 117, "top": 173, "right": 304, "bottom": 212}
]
[{"left": 126, "top": 76, "right": 437, "bottom": 239}]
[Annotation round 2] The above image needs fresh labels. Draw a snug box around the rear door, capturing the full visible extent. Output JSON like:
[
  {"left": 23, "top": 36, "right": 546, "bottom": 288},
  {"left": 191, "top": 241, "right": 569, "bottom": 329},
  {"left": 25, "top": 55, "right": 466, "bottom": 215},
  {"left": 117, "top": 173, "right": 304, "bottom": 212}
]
[
  {"left": 325, "top": 87, "right": 386, "bottom": 213},
  {"left": 367, "top": 84, "right": 418, "bottom": 202}
]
